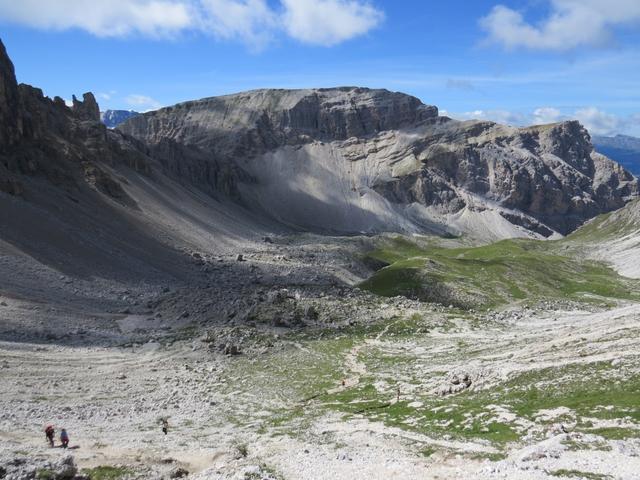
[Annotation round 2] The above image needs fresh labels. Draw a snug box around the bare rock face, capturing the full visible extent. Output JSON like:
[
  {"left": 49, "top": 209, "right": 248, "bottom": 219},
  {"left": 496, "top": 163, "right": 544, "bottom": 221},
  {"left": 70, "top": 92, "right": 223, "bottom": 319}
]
[
  {"left": 0, "top": 40, "right": 151, "bottom": 200},
  {"left": 372, "top": 119, "right": 637, "bottom": 234},
  {"left": 72, "top": 92, "right": 100, "bottom": 122},
  {"left": 0, "top": 39, "right": 22, "bottom": 150},
  {"left": 119, "top": 87, "right": 439, "bottom": 201},
  {"left": 122, "top": 87, "right": 438, "bottom": 154},
  {"left": 121, "top": 88, "right": 638, "bottom": 236}
]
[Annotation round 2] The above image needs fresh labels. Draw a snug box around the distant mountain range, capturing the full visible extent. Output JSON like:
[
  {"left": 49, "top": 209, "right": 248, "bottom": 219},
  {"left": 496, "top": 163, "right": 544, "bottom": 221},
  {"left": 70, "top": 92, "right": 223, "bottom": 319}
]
[
  {"left": 593, "top": 135, "right": 640, "bottom": 176},
  {"left": 100, "top": 109, "right": 139, "bottom": 128}
]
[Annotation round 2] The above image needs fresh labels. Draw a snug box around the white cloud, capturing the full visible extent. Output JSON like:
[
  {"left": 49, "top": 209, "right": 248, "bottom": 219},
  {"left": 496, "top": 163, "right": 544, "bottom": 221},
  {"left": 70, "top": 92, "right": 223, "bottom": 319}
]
[
  {"left": 126, "top": 94, "right": 163, "bottom": 111},
  {"left": 480, "top": 0, "right": 640, "bottom": 51},
  {"left": 98, "top": 92, "right": 115, "bottom": 101},
  {"left": 574, "top": 107, "right": 621, "bottom": 135},
  {"left": 532, "top": 107, "right": 562, "bottom": 125},
  {"left": 0, "top": 0, "right": 193, "bottom": 37},
  {"left": 453, "top": 109, "right": 526, "bottom": 126},
  {"left": 449, "top": 105, "right": 640, "bottom": 137},
  {"left": 0, "top": 0, "right": 382, "bottom": 47},
  {"left": 197, "top": 0, "right": 277, "bottom": 49},
  {"left": 281, "top": 0, "right": 383, "bottom": 46}
]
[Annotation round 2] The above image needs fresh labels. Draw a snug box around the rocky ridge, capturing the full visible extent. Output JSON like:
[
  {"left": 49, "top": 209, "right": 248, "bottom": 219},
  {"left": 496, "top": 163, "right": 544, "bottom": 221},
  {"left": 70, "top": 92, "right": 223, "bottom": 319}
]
[
  {"left": 2, "top": 35, "right": 636, "bottom": 239},
  {"left": 0, "top": 41, "right": 151, "bottom": 201},
  {"left": 121, "top": 88, "right": 638, "bottom": 236}
]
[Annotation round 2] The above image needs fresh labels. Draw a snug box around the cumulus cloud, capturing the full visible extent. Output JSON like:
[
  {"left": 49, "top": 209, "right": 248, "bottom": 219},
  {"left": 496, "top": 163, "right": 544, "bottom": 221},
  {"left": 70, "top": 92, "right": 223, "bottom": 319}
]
[
  {"left": 0, "top": 0, "right": 193, "bottom": 37},
  {"left": 0, "top": 0, "right": 383, "bottom": 47},
  {"left": 574, "top": 107, "right": 622, "bottom": 135},
  {"left": 449, "top": 105, "right": 640, "bottom": 136},
  {"left": 98, "top": 91, "right": 117, "bottom": 102},
  {"left": 281, "top": 0, "right": 383, "bottom": 46},
  {"left": 532, "top": 107, "right": 562, "bottom": 125},
  {"left": 453, "top": 109, "right": 526, "bottom": 125},
  {"left": 126, "top": 94, "right": 162, "bottom": 111},
  {"left": 480, "top": 0, "right": 640, "bottom": 51},
  {"left": 197, "top": 0, "right": 277, "bottom": 49}
]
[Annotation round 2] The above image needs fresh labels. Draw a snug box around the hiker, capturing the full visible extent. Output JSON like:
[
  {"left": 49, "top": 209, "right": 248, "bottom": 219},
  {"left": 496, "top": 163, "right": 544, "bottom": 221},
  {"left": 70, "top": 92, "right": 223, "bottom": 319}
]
[
  {"left": 45, "top": 425, "right": 55, "bottom": 447},
  {"left": 162, "top": 419, "right": 169, "bottom": 435},
  {"left": 60, "top": 428, "right": 69, "bottom": 448}
]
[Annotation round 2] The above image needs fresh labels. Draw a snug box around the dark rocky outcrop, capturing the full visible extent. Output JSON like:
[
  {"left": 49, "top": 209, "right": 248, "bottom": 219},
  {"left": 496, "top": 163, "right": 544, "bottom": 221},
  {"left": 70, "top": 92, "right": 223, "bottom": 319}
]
[
  {"left": 0, "top": 40, "right": 152, "bottom": 200},
  {"left": 0, "top": 39, "right": 22, "bottom": 150},
  {"left": 72, "top": 92, "right": 100, "bottom": 121}
]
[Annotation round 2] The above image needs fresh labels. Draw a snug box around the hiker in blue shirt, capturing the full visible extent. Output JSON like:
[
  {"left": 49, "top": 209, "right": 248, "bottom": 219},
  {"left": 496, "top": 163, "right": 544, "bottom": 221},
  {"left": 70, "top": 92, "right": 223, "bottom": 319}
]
[{"left": 60, "top": 428, "right": 69, "bottom": 448}]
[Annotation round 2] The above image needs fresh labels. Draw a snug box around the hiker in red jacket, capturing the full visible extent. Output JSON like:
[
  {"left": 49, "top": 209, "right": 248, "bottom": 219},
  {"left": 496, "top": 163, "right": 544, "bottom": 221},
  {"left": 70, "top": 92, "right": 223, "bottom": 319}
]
[{"left": 45, "top": 425, "right": 55, "bottom": 447}]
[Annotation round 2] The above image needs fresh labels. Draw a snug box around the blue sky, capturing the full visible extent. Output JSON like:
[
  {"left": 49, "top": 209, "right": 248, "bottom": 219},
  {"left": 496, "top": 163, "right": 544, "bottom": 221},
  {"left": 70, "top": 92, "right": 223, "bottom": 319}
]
[{"left": 1, "top": 0, "right": 639, "bottom": 135}]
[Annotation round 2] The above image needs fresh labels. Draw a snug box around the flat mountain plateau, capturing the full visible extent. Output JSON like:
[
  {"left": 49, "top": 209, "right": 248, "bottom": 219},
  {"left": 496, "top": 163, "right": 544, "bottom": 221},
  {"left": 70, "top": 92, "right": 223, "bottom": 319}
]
[{"left": 1, "top": 38, "right": 639, "bottom": 480}]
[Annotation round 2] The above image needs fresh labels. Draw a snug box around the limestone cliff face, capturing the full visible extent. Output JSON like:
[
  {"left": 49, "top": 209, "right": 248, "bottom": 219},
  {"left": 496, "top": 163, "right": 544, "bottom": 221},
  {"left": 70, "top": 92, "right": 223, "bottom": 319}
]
[
  {"left": 371, "top": 119, "right": 637, "bottom": 234},
  {"left": 121, "top": 87, "right": 438, "bottom": 155},
  {"left": 119, "top": 87, "right": 440, "bottom": 206},
  {"left": 121, "top": 88, "right": 638, "bottom": 236}
]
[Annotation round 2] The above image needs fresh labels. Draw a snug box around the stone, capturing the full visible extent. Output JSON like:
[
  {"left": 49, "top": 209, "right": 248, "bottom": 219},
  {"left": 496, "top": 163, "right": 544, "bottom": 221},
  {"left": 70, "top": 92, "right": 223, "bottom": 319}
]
[
  {"left": 170, "top": 467, "right": 189, "bottom": 478},
  {"left": 223, "top": 344, "right": 240, "bottom": 356},
  {"left": 50, "top": 455, "right": 77, "bottom": 479}
]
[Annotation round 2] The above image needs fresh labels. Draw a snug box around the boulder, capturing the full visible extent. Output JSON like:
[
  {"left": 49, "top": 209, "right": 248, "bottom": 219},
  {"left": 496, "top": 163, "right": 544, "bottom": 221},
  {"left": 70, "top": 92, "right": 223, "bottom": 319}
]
[{"left": 170, "top": 467, "right": 189, "bottom": 478}]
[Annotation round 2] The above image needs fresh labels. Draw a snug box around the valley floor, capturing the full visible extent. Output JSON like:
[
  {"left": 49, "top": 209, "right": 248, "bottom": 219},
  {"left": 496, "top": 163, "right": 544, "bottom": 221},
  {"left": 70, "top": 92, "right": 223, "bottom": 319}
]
[{"left": 1, "top": 298, "right": 639, "bottom": 479}]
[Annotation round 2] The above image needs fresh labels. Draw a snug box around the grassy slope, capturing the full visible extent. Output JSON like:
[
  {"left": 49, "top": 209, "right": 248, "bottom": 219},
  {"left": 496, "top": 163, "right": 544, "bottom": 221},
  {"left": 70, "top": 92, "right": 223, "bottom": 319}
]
[
  {"left": 566, "top": 199, "right": 640, "bottom": 243},
  {"left": 222, "top": 314, "right": 640, "bottom": 452},
  {"left": 359, "top": 237, "right": 640, "bottom": 309}
]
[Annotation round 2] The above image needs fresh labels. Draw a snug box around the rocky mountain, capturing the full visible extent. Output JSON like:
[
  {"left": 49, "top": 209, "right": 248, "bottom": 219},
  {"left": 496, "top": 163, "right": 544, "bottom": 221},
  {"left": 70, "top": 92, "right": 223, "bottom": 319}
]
[
  {"left": 100, "top": 109, "right": 140, "bottom": 128},
  {"left": 593, "top": 134, "right": 640, "bottom": 176},
  {"left": 120, "top": 88, "right": 638, "bottom": 237},
  {"left": 2, "top": 33, "right": 638, "bottom": 267},
  {"left": 0, "top": 39, "right": 273, "bottom": 284}
]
